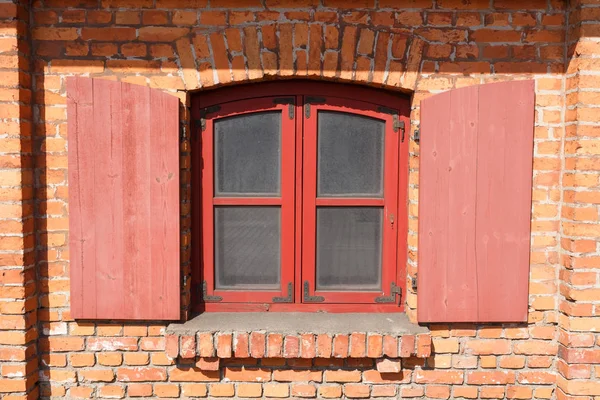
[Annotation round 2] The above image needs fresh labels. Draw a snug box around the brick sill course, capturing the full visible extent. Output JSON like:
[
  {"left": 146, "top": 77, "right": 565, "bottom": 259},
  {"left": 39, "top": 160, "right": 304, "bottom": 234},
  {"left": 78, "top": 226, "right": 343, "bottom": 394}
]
[{"left": 166, "top": 313, "right": 431, "bottom": 373}]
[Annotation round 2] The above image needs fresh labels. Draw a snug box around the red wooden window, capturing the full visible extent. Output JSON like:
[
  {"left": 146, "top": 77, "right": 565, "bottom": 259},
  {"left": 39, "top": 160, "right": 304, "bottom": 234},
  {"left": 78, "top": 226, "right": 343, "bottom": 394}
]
[{"left": 192, "top": 82, "right": 410, "bottom": 312}]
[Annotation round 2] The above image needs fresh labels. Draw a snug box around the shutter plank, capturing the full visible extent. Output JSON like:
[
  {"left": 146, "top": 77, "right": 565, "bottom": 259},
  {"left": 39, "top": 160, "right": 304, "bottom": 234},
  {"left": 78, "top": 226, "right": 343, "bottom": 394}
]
[
  {"left": 418, "top": 80, "right": 534, "bottom": 323},
  {"left": 475, "top": 80, "right": 534, "bottom": 322},
  {"left": 92, "top": 79, "right": 125, "bottom": 319},
  {"left": 68, "top": 77, "right": 180, "bottom": 320},
  {"left": 150, "top": 86, "right": 181, "bottom": 319}
]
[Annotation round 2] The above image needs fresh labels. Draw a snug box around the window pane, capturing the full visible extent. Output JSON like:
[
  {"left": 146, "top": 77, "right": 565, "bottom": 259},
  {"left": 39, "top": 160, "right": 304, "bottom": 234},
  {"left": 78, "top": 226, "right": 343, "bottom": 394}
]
[
  {"left": 215, "top": 207, "right": 280, "bottom": 290},
  {"left": 215, "top": 112, "right": 281, "bottom": 196},
  {"left": 316, "top": 207, "right": 382, "bottom": 290},
  {"left": 318, "top": 111, "right": 384, "bottom": 197}
]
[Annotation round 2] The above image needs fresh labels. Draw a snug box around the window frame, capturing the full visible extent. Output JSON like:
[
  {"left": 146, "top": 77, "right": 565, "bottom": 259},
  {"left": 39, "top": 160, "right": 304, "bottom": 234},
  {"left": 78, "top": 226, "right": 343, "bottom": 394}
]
[{"left": 191, "top": 81, "right": 410, "bottom": 313}]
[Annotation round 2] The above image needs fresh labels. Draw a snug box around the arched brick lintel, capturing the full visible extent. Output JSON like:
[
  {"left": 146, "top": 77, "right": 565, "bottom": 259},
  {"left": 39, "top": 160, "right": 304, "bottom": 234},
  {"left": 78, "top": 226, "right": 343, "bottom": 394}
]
[{"left": 175, "top": 24, "right": 425, "bottom": 93}]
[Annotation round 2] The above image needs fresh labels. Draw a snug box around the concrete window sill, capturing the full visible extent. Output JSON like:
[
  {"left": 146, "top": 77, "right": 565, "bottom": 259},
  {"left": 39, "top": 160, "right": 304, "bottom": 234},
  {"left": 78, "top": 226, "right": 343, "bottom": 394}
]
[{"left": 166, "top": 313, "right": 431, "bottom": 372}]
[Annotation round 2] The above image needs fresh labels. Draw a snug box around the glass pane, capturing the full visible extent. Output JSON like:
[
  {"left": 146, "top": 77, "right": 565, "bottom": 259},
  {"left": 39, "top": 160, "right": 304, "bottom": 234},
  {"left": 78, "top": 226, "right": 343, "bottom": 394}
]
[
  {"left": 215, "top": 207, "right": 280, "bottom": 290},
  {"left": 215, "top": 112, "right": 281, "bottom": 196},
  {"left": 317, "top": 111, "right": 384, "bottom": 197},
  {"left": 316, "top": 207, "right": 382, "bottom": 290}
]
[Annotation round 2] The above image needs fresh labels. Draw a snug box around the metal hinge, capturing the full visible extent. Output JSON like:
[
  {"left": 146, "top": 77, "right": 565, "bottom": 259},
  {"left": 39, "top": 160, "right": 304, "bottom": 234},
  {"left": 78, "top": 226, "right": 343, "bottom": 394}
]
[
  {"left": 199, "top": 105, "right": 222, "bottom": 132},
  {"left": 304, "top": 96, "right": 326, "bottom": 119},
  {"left": 273, "top": 97, "right": 295, "bottom": 120},
  {"left": 199, "top": 280, "right": 222, "bottom": 302},
  {"left": 272, "top": 282, "right": 293, "bottom": 303},
  {"left": 411, "top": 275, "right": 418, "bottom": 292},
  {"left": 414, "top": 128, "right": 420, "bottom": 144},
  {"left": 374, "top": 282, "right": 402, "bottom": 304},
  {"left": 377, "top": 106, "right": 404, "bottom": 142},
  {"left": 303, "top": 281, "right": 325, "bottom": 303}
]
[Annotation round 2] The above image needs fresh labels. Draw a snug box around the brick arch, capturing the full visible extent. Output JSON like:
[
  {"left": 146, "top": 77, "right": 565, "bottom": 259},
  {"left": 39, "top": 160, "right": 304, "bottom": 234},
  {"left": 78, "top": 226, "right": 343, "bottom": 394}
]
[{"left": 176, "top": 23, "right": 425, "bottom": 92}]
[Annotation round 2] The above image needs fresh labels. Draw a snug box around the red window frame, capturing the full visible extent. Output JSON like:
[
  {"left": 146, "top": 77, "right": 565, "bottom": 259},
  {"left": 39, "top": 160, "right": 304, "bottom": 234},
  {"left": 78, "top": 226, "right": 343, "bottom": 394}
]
[{"left": 191, "top": 81, "right": 410, "bottom": 313}]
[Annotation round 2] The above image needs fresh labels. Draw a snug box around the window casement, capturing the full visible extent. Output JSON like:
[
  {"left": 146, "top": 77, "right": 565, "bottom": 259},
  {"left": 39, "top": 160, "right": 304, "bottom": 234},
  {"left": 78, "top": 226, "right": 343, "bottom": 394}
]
[{"left": 191, "top": 82, "right": 409, "bottom": 313}]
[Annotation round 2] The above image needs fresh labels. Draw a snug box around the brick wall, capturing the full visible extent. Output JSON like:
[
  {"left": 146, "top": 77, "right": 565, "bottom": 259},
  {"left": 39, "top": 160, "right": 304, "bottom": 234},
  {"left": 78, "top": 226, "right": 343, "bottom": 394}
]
[
  {"left": 0, "top": 0, "right": 597, "bottom": 398},
  {"left": 0, "top": 0, "right": 39, "bottom": 399},
  {"left": 557, "top": 1, "right": 600, "bottom": 399}
]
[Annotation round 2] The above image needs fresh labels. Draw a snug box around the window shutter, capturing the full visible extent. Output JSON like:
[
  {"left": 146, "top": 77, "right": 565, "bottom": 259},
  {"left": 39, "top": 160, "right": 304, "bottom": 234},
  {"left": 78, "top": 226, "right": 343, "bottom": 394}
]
[
  {"left": 417, "top": 80, "right": 534, "bottom": 323},
  {"left": 67, "top": 77, "right": 180, "bottom": 320}
]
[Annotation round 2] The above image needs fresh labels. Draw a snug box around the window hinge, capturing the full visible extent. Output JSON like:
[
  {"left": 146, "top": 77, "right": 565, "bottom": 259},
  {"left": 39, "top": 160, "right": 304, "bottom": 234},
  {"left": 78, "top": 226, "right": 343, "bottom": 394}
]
[
  {"left": 272, "top": 282, "right": 293, "bottom": 303},
  {"left": 374, "top": 282, "right": 402, "bottom": 304},
  {"left": 411, "top": 275, "right": 418, "bottom": 292},
  {"left": 303, "top": 281, "right": 325, "bottom": 303},
  {"left": 199, "top": 280, "right": 222, "bottom": 302},
  {"left": 304, "top": 96, "right": 326, "bottom": 119},
  {"left": 273, "top": 97, "right": 295, "bottom": 120},
  {"left": 414, "top": 128, "right": 420, "bottom": 144},
  {"left": 198, "top": 105, "right": 222, "bottom": 133},
  {"left": 377, "top": 106, "right": 404, "bottom": 142}
]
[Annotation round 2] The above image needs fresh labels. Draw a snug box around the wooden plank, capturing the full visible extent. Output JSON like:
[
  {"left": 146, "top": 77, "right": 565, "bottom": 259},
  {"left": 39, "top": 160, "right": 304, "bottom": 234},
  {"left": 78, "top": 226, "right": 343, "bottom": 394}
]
[
  {"left": 68, "top": 77, "right": 180, "bottom": 320},
  {"left": 68, "top": 76, "right": 96, "bottom": 319},
  {"left": 418, "top": 80, "right": 534, "bottom": 323},
  {"left": 92, "top": 79, "right": 124, "bottom": 319},
  {"left": 149, "top": 86, "right": 181, "bottom": 320},
  {"left": 475, "top": 80, "right": 534, "bottom": 322}
]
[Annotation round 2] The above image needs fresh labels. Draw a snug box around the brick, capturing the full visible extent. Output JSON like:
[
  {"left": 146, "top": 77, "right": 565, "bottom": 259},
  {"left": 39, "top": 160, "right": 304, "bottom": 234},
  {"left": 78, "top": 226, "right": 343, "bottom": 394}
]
[
  {"left": 376, "top": 358, "right": 401, "bottom": 373},
  {"left": 371, "top": 384, "right": 396, "bottom": 397},
  {"left": 128, "top": 383, "right": 152, "bottom": 397},
  {"left": 344, "top": 384, "right": 370, "bottom": 398},
  {"left": 319, "top": 384, "right": 343, "bottom": 398},
  {"left": 250, "top": 332, "right": 265, "bottom": 358},
  {"left": 382, "top": 335, "right": 398, "bottom": 358},
  {"left": 324, "top": 370, "right": 361, "bottom": 383},
  {"left": 196, "top": 357, "right": 219, "bottom": 371},
  {"left": 98, "top": 385, "right": 125, "bottom": 398},
  {"left": 464, "top": 340, "right": 511, "bottom": 355},
  {"left": 273, "top": 369, "right": 322, "bottom": 382},
  {"left": 209, "top": 383, "right": 235, "bottom": 397},
  {"left": 116, "top": 367, "right": 167, "bottom": 382},
  {"left": 333, "top": 334, "right": 349, "bottom": 358},
  {"left": 169, "top": 367, "right": 219, "bottom": 382},
  {"left": 414, "top": 370, "right": 464, "bottom": 384},
  {"left": 217, "top": 333, "right": 232, "bottom": 358},
  {"left": 291, "top": 383, "right": 317, "bottom": 398},
  {"left": 224, "top": 367, "right": 271, "bottom": 382},
  {"left": 467, "top": 371, "right": 516, "bottom": 385},
  {"left": 268, "top": 333, "right": 283, "bottom": 358},
  {"left": 154, "top": 383, "right": 180, "bottom": 398},
  {"left": 263, "top": 383, "right": 289, "bottom": 398},
  {"left": 363, "top": 370, "right": 411, "bottom": 384},
  {"left": 182, "top": 384, "right": 207, "bottom": 397},
  {"left": 284, "top": 335, "right": 300, "bottom": 358},
  {"left": 197, "top": 333, "right": 214, "bottom": 357},
  {"left": 350, "top": 333, "right": 366, "bottom": 358},
  {"left": 400, "top": 335, "right": 415, "bottom": 357}
]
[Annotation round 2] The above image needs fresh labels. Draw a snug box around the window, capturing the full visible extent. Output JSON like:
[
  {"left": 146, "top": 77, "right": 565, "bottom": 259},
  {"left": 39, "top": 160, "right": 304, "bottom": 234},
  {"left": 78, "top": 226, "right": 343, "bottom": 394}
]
[{"left": 192, "top": 82, "right": 409, "bottom": 312}]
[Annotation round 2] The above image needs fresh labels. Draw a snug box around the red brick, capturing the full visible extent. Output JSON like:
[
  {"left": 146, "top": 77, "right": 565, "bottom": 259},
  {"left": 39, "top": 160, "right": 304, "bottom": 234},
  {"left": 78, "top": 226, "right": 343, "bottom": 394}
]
[{"left": 117, "top": 367, "right": 166, "bottom": 382}]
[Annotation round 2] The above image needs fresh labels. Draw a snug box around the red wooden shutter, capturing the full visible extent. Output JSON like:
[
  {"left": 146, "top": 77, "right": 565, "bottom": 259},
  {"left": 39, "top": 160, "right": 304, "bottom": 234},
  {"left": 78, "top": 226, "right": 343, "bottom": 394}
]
[
  {"left": 67, "top": 77, "right": 180, "bottom": 320},
  {"left": 417, "top": 80, "right": 534, "bottom": 323}
]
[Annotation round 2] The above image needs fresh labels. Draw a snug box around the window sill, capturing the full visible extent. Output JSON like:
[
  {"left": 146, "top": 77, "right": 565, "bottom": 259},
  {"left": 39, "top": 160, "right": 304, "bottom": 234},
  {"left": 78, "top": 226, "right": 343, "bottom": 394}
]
[{"left": 165, "top": 313, "right": 431, "bottom": 371}]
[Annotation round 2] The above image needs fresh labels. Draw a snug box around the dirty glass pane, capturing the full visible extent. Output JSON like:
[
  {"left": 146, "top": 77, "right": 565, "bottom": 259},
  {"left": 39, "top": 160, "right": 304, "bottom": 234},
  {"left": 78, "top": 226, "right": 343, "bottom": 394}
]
[
  {"left": 214, "top": 112, "right": 281, "bottom": 196},
  {"left": 316, "top": 207, "right": 382, "bottom": 290},
  {"left": 317, "top": 111, "right": 384, "bottom": 197},
  {"left": 215, "top": 207, "right": 280, "bottom": 290}
]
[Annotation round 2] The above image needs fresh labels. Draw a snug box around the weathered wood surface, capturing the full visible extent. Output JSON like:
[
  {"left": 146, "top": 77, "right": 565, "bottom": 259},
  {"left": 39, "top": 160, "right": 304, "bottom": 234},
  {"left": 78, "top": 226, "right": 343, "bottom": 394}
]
[
  {"left": 68, "top": 77, "right": 180, "bottom": 320},
  {"left": 418, "top": 80, "right": 535, "bottom": 323}
]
